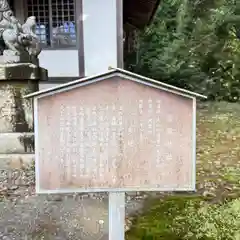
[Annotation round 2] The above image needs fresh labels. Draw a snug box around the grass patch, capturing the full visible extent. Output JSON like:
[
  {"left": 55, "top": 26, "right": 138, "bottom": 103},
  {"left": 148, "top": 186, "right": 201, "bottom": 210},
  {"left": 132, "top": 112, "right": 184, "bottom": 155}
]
[
  {"left": 127, "top": 196, "right": 240, "bottom": 240},
  {"left": 196, "top": 102, "right": 240, "bottom": 198},
  {"left": 221, "top": 167, "right": 240, "bottom": 184},
  {"left": 126, "top": 196, "right": 204, "bottom": 240}
]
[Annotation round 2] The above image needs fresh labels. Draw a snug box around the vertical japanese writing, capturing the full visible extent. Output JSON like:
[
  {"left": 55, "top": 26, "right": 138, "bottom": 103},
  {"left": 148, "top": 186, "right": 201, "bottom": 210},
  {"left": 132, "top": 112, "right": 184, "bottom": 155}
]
[
  {"left": 165, "top": 113, "right": 174, "bottom": 149},
  {"left": 84, "top": 106, "right": 93, "bottom": 176},
  {"left": 65, "top": 106, "right": 73, "bottom": 182},
  {"left": 97, "top": 105, "right": 105, "bottom": 178},
  {"left": 79, "top": 106, "right": 84, "bottom": 176},
  {"left": 91, "top": 106, "right": 98, "bottom": 176},
  {"left": 155, "top": 100, "right": 161, "bottom": 166},
  {"left": 59, "top": 104, "right": 66, "bottom": 184},
  {"left": 138, "top": 100, "right": 144, "bottom": 142},
  {"left": 71, "top": 106, "right": 77, "bottom": 178}
]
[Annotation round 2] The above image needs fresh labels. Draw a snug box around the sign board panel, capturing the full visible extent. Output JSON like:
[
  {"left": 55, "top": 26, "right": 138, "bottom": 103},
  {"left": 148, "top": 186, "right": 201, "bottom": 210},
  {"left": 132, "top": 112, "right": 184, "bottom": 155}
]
[{"left": 33, "top": 75, "right": 196, "bottom": 193}]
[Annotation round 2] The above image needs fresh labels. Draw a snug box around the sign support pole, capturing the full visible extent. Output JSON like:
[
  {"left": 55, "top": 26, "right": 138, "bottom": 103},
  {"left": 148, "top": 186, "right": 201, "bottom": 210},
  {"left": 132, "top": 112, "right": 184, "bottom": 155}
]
[{"left": 109, "top": 192, "right": 125, "bottom": 240}]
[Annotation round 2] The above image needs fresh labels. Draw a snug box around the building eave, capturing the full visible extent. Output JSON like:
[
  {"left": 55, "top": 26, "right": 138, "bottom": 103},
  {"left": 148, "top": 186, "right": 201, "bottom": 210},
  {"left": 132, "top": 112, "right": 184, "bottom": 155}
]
[{"left": 123, "top": 0, "right": 161, "bottom": 29}]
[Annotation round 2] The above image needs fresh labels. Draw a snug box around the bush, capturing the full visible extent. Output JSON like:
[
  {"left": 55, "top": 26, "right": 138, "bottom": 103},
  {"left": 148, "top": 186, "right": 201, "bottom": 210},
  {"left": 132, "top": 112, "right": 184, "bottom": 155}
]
[
  {"left": 126, "top": 196, "right": 240, "bottom": 240},
  {"left": 174, "top": 198, "right": 240, "bottom": 240}
]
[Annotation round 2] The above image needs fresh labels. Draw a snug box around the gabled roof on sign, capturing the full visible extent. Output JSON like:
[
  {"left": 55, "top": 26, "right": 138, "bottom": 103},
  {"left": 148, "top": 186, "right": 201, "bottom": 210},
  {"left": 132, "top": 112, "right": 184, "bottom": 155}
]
[{"left": 24, "top": 68, "right": 207, "bottom": 100}]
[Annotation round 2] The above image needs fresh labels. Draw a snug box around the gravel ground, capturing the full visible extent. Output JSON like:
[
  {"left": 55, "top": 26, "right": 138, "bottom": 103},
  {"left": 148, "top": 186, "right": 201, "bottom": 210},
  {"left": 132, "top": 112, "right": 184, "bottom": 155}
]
[{"left": 0, "top": 169, "right": 146, "bottom": 240}]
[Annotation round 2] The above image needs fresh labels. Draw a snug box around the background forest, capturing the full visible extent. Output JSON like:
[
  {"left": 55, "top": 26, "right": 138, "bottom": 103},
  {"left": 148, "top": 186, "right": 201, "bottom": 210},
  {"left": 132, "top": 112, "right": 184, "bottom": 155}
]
[{"left": 125, "top": 0, "right": 240, "bottom": 102}]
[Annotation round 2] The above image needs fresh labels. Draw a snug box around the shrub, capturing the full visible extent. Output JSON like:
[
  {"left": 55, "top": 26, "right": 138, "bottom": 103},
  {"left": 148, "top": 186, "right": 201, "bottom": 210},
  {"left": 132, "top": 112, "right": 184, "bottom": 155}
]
[
  {"left": 173, "top": 198, "right": 240, "bottom": 240},
  {"left": 126, "top": 197, "right": 240, "bottom": 240}
]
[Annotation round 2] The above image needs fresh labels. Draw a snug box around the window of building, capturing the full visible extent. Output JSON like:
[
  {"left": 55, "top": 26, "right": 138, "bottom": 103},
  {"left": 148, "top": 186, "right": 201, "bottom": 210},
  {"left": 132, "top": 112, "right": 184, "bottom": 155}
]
[{"left": 26, "top": 0, "right": 77, "bottom": 48}]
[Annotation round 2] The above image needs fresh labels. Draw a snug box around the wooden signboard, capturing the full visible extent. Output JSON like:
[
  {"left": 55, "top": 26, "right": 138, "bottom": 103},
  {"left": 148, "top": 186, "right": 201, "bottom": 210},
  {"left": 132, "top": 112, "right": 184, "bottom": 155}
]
[{"left": 25, "top": 68, "right": 206, "bottom": 240}]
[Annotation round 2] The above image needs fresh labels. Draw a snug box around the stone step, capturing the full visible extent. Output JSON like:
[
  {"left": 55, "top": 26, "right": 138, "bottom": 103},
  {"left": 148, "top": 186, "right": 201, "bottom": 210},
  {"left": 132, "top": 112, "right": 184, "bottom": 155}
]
[
  {"left": 0, "top": 153, "right": 34, "bottom": 170},
  {"left": 0, "top": 132, "right": 34, "bottom": 154}
]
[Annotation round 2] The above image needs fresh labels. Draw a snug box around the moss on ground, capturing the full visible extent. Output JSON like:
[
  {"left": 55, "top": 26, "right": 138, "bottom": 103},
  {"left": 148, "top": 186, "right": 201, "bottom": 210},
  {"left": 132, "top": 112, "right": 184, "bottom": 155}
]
[
  {"left": 126, "top": 101, "right": 240, "bottom": 240},
  {"left": 126, "top": 196, "right": 204, "bottom": 240}
]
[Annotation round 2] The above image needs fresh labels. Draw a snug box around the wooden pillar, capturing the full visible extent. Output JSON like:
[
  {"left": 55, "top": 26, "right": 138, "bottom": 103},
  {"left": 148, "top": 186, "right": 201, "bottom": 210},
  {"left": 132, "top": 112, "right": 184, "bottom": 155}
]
[{"left": 82, "top": 0, "right": 124, "bottom": 76}]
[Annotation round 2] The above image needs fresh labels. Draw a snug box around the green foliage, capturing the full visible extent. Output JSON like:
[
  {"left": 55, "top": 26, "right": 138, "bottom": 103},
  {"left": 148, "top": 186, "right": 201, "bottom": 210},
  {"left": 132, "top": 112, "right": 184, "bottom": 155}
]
[
  {"left": 173, "top": 198, "right": 240, "bottom": 240},
  {"left": 126, "top": 197, "right": 240, "bottom": 240},
  {"left": 221, "top": 166, "right": 240, "bottom": 184},
  {"left": 126, "top": 0, "right": 240, "bottom": 101},
  {"left": 126, "top": 196, "right": 203, "bottom": 240}
]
